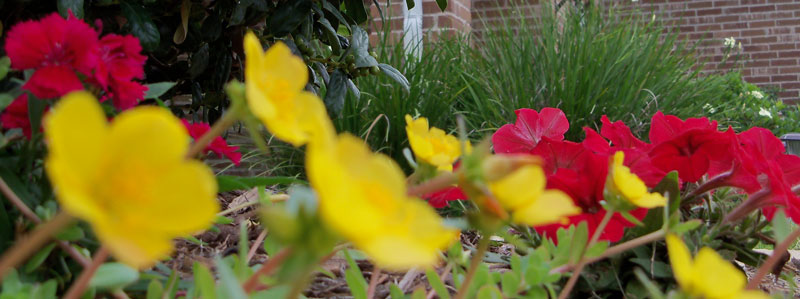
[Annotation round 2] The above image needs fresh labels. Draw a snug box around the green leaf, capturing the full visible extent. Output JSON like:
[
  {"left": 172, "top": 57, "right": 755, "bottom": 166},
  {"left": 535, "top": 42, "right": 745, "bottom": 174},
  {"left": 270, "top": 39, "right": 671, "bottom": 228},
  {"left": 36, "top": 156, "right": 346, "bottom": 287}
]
[
  {"left": 216, "top": 175, "right": 303, "bottom": 192},
  {"left": 58, "top": 0, "right": 84, "bottom": 19},
  {"left": 629, "top": 258, "right": 672, "bottom": 278},
  {"left": 145, "top": 279, "right": 164, "bottom": 299},
  {"left": 425, "top": 268, "right": 451, "bottom": 299},
  {"left": 344, "top": 0, "right": 368, "bottom": 24},
  {"left": 343, "top": 250, "right": 368, "bottom": 299},
  {"left": 324, "top": 69, "right": 347, "bottom": 115},
  {"left": 350, "top": 27, "right": 378, "bottom": 68},
  {"left": 55, "top": 224, "right": 84, "bottom": 241},
  {"left": 0, "top": 93, "right": 14, "bottom": 111},
  {"left": 214, "top": 257, "right": 247, "bottom": 299},
  {"left": 435, "top": 0, "right": 447, "bottom": 11},
  {"left": 378, "top": 63, "right": 410, "bottom": 92},
  {"left": 389, "top": 284, "right": 405, "bottom": 299},
  {"left": 269, "top": 0, "right": 312, "bottom": 37},
  {"left": 322, "top": 1, "right": 351, "bottom": 32},
  {"left": 89, "top": 263, "right": 139, "bottom": 290},
  {"left": 319, "top": 18, "right": 341, "bottom": 55},
  {"left": 584, "top": 240, "right": 608, "bottom": 259},
  {"left": 671, "top": 219, "right": 702, "bottom": 235},
  {"left": 773, "top": 209, "right": 792, "bottom": 242},
  {"left": 0, "top": 57, "right": 10, "bottom": 81},
  {"left": 652, "top": 171, "right": 680, "bottom": 216},
  {"left": 189, "top": 44, "right": 210, "bottom": 79},
  {"left": 24, "top": 243, "right": 56, "bottom": 273},
  {"left": 346, "top": 78, "right": 361, "bottom": 100},
  {"left": 569, "top": 222, "right": 588, "bottom": 264},
  {"left": 476, "top": 285, "right": 502, "bottom": 299},
  {"left": 32, "top": 279, "right": 57, "bottom": 299},
  {"left": 27, "top": 95, "right": 46, "bottom": 136},
  {"left": 216, "top": 215, "right": 234, "bottom": 225},
  {"left": 500, "top": 272, "right": 520, "bottom": 297},
  {"left": 193, "top": 262, "right": 217, "bottom": 299},
  {"left": 121, "top": 2, "right": 160, "bottom": 51}
]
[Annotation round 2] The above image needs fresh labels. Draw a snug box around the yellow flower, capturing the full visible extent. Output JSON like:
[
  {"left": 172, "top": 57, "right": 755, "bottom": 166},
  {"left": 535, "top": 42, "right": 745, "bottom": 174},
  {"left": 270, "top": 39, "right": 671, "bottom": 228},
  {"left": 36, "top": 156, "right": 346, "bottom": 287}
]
[
  {"left": 608, "top": 151, "right": 666, "bottom": 208},
  {"left": 488, "top": 163, "right": 581, "bottom": 226},
  {"left": 244, "top": 32, "right": 333, "bottom": 147},
  {"left": 44, "top": 91, "right": 219, "bottom": 269},
  {"left": 306, "top": 133, "right": 458, "bottom": 270},
  {"left": 666, "top": 234, "right": 768, "bottom": 299},
  {"left": 405, "top": 115, "right": 467, "bottom": 171}
]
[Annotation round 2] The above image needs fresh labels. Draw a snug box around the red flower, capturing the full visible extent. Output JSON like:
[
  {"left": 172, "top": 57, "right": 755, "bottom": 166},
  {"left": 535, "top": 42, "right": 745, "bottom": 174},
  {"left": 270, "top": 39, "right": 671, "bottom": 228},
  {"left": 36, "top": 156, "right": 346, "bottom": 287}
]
[
  {"left": 648, "top": 112, "right": 731, "bottom": 183},
  {"left": 4, "top": 12, "right": 98, "bottom": 74},
  {"left": 536, "top": 209, "right": 647, "bottom": 244},
  {"left": 182, "top": 120, "right": 241, "bottom": 165},
  {"left": 600, "top": 115, "right": 649, "bottom": 150},
  {"left": 4, "top": 13, "right": 98, "bottom": 99},
  {"left": 758, "top": 160, "right": 800, "bottom": 223},
  {"left": 94, "top": 34, "right": 148, "bottom": 110},
  {"left": 1, "top": 94, "right": 32, "bottom": 138},
  {"left": 22, "top": 66, "right": 85, "bottom": 99},
  {"left": 424, "top": 186, "right": 467, "bottom": 209},
  {"left": 492, "top": 108, "right": 569, "bottom": 154}
]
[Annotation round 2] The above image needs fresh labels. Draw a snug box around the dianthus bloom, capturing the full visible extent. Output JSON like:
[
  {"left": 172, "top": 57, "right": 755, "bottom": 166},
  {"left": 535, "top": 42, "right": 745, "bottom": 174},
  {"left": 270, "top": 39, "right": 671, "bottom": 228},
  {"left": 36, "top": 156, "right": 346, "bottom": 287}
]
[
  {"left": 94, "top": 34, "right": 149, "bottom": 110},
  {"left": 405, "top": 115, "right": 466, "bottom": 172},
  {"left": 44, "top": 91, "right": 219, "bottom": 269},
  {"left": 4, "top": 13, "right": 98, "bottom": 100},
  {"left": 1, "top": 94, "right": 33, "bottom": 138},
  {"left": 182, "top": 119, "right": 242, "bottom": 166},
  {"left": 306, "top": 133, "right": 458, "bottom": 270},
  {"left": 666, "top": 234, "right": 768, "bottom": 299},
  {"left": 244, "top": 32, "right": 333, "bottom": 147}
]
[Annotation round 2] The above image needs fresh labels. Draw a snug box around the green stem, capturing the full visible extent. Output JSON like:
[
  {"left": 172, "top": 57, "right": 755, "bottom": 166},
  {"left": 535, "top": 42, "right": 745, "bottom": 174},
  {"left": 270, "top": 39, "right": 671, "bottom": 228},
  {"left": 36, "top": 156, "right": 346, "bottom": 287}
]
[
  {"left": 453, "top": 234, "right": 492, "bottom": 299},
  {"left": 557, "top": 209, "right": 615, "bottom": 299},
  {"left": 0, "top": 212, "right": 74, "bottom": 279},
  {"left": 63, "top": 247, "right": 110, "bottom": 299}
]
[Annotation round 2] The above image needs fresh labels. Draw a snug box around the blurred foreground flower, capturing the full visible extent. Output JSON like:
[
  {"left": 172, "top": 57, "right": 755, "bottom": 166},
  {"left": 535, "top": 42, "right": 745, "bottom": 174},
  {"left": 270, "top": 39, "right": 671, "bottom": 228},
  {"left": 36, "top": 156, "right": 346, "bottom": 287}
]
[
  {"left": 405, "top": 114, "right": 466, "bottom": 171},
  {"left": 44, "top": 91, "right": 219, "bottom": 269},
  {"left": 487, "top": 161, "right": 581, "bottom": 226},
  {"left": 666, "top": 234, "right": 767, "bottom": 299},
  {"left": 244, "top": 32, "right": 332, "bottom": 147},
  {"left": 306, "top": 133, "right": 458, "bottom": 270}
]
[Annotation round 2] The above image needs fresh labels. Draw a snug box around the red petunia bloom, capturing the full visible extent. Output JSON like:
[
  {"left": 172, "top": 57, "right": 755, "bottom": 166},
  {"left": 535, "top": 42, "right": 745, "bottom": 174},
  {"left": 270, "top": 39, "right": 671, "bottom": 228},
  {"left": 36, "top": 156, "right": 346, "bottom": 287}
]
[
  {"left": 1, "top": 94, "right": 32, "bottom": 138},
  {"left": 4, "top": 12, "right": 98, "bottom": 99},
  {"left": 492, "top": 108, "right": 569, "bottom": 154},
  {"left": 94, "top": 34, "right": 148, "bottom": 110},
  {"left": 531, "top": 137, "right": 647, "bottom": 242},
  {"left": 648, "top": 112, "right": 731, "bottom": 183},
  {"left": 600, "top": 115, "right": 649, "bottom": 150},
  {"left": 182, "top": 120, "right": 242, "bottom": 166},
  {"left": 424, "top": 186, "right": 467, "bottom": 209}
]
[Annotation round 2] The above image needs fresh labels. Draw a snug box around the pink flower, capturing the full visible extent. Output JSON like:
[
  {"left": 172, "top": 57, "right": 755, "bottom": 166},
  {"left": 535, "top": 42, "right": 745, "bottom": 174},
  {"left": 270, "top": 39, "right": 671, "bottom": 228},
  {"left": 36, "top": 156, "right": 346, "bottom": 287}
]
[
  {"left": 94, "top": 34, "right": 148, "bottom": 110},
  {"left": 182, "top": 120, "right": 242, "bottom": 165},
  {"left": 1, "top": 94, "right": 32, "bottom": 138},
  {"left": 492, "top": 108, "right": 569, "bottom": 154},
  {"left": 4, "top": 13, "right": 98, "bottom": 99}
]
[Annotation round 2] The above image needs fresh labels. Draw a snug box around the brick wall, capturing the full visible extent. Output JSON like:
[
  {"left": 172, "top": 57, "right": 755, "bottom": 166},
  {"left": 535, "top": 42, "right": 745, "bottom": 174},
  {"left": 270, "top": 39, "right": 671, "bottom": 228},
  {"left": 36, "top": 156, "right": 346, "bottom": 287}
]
[
  {"left": 369, "top": 0, "right": 800, "bottom": 102},
  {"left": 370, "top": 0, "right": 472, "bottom": 44}
]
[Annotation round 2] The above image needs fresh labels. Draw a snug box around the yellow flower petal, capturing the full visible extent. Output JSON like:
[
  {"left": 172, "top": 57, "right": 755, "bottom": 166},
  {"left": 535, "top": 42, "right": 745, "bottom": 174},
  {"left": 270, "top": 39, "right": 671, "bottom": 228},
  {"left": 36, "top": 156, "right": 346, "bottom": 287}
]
[
  {"left": 693, "top": 247, "right": 746, "bottom": 299},
  {"left": 666, "top": 234, "right": 694, "bottom": 292},
  {"left": 610, "top": 151, "right": 665, "bottom": 208},
  {"left": 630, "top": 192, "right": 667, "bottom": 209},
  {"left": 489, "top": 165, "right": 545, "bottom": 210},
  {"left": 44, "top": 91, "right": 108, "bottom": 221},
  {"left": 405, "top": 114, "right": 463, "bottom": 171},
  {"left": 45, "top": 93, "right": 218, "bottom": 269},
  {"left": 511, "top": 189, "right": 581, "bottom": 226}
]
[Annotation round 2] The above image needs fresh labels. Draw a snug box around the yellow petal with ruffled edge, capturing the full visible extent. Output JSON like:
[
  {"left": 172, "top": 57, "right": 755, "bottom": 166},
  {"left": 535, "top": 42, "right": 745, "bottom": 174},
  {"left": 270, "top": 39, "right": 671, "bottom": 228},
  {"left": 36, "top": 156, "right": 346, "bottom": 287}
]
[
  {"left": 488, "top": 165, "right": 545, "bottom": 210},
  {"left": 611, "top": 151, "right": 665, "bottom": 208}
]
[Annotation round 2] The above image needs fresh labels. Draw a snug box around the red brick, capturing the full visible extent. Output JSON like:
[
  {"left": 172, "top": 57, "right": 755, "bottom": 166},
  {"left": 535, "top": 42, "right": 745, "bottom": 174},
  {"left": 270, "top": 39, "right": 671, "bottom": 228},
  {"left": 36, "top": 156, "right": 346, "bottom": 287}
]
[
  {"left": 714, "top": 0, "right": 739, "bottom": 7},
  {"left": 750, "top": 36, "right": 777, "bottom": 44},
  {"left": 748, "top": 20, "right": 775, "bottom": 28},
  {"left": 752, "top": 52, "right": 778, "bottom": 60},
  {"left": 689, "top": 1, "right": 713, "bottom": 9},
  {"left": 723, "top": 22, "right": 747, "bottom": 29},
  {"left": 744, "top": 76, "right": 771, "bottom": 83},
  {"left": 697, "top": 8, "right": 723, "bottom": 16},
  {"left": 715, "top": 15, "right": 740, "bottom": 23},
  {"left": 749, "top": 5, "right": 776, "bottom": 13},
  {"left": 770, "top": 43, "right": 796, "bottom": 51},
  {"left": 778, "top": 19, "right": 800, "bottom": 26},
  {"left": 771, "top": 60, "right": 798, "bottom": 67},
  {"left": 722, "top": 6, "right": 749, "bottom": 14},
  {"left": 741, "top": 29, "right": 766, "bottom": 37},
  {"left": 780, "top": 51, "right": 800, "bottom": 58},
  {"left": 779, "top": 67, "right": 800, "bottom": 74}
]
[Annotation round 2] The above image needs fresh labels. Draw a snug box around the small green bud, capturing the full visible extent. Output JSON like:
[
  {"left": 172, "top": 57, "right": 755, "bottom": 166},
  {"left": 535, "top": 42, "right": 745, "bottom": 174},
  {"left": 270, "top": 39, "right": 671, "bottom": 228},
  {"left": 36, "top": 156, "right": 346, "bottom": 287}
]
[{"left": 370, "top": 65, "right": 380, "bottom": 75}]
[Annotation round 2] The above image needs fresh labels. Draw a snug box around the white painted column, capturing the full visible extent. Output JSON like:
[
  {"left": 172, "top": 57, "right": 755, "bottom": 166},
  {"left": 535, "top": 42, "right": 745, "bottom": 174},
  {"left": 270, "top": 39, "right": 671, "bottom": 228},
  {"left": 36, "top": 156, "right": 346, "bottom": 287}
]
[{"left": 403, "top": 0, "right": 423, "bottom": 61}]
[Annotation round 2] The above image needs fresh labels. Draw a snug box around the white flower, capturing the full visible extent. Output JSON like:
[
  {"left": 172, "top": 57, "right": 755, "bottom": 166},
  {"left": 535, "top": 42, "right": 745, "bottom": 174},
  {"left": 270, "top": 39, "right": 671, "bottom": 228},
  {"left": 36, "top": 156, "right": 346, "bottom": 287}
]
[
  {"left": 724, "top": 37, "right": 737, "bottom": 49},
  {"left": 759, "top": 107, "right": 772, "bottom": 119},
  {"left": 748, "top": 90, "right": 764, "bottom": 99},
  {"left": 703, "top": 103, "right": 717, "bottom": 114}
]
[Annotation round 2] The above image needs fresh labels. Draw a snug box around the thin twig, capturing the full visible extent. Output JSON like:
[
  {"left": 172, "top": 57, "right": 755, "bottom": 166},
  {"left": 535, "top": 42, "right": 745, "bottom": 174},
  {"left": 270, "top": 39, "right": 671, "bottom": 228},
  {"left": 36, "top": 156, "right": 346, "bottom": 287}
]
[
  {"left": 0, "top": 177, "right": 90, "bottom": 267},
  {"left": 747, "top": 226, "right": 800, "bottom": 289},
  {"left": 366, "top": 267, "right": 382, "bottom": 299},
  {"left": 242, "top": 247, "right": 293, "bottom": 293},
  {"left": 557, "top": 210, "right": 614, "bottom": 299},
  {"left": 63, "top": 247, "right": 110, "bottom": 299},
  {"left": 0, "top": 212, "right": 74, "bottom": 279},
  {"left": 453, "top": 234, "right": 491, "bottom": 299},
  {"left": 247, "top": 229, "right": 268, "bottom": 263},
  {"left": 551, "top": 229, "right": 666, "bottom": 274}
]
